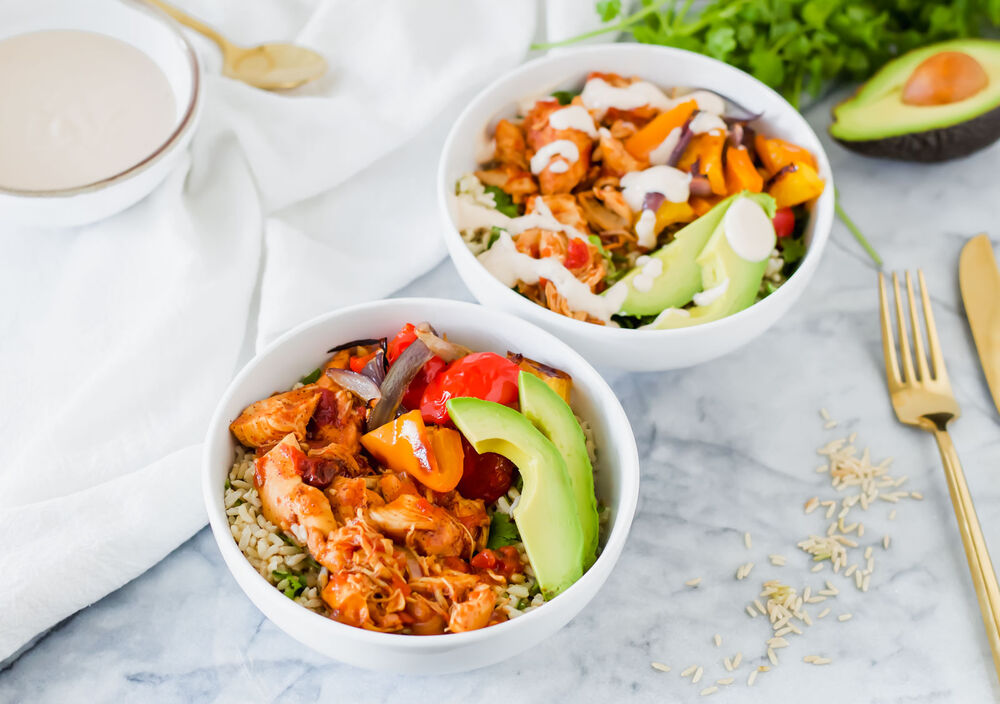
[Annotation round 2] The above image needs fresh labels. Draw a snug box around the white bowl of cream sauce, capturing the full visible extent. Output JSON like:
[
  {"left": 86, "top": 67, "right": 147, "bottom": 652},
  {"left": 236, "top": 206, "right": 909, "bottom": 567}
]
[{"left": 0, "top": 0, "right": 201, "bottom": 227}]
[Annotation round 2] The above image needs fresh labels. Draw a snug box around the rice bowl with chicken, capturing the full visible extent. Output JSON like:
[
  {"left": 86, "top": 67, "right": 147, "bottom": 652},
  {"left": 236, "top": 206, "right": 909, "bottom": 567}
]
[{"left": 223, "top": 321, "right": 606, "bottom": 635}]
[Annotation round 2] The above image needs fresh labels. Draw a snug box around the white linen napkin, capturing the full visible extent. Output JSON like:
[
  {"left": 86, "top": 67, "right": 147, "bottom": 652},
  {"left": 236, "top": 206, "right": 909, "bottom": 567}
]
[{"left": 0, "top": 0, "right": 535, "bottom": 661}]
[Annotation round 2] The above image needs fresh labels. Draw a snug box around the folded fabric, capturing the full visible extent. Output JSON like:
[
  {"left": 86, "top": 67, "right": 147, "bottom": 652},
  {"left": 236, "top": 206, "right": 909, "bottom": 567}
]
[{"left": 0, "top": 0, "right": 535, "bottom": 661}]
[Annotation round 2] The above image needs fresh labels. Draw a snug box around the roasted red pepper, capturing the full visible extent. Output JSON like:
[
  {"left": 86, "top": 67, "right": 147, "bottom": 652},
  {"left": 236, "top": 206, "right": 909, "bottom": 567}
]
[
  {"left": 471, "top": 546, "right": 523, "bottom": 579},
  {"left": 419, "top": 352, "right": 520, "bottom": 426},
  {"left": 457, "top": 436, "right": 514, "bottom": 502},
  {"left": 772, "top": 207, "right": 795, "bottom": 239}
]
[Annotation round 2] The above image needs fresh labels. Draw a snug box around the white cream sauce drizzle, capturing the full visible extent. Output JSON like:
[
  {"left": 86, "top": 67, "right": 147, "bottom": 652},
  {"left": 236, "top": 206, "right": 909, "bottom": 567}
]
[
  {"left": 724, "top": 197, "right": 775, "bottom": 262},
  {"left": 530, "top": 139, "right": 579, "bottom": 175},
  {"left": 630, "top": 254, "right": 663, "bottom": 292},
  {"left": 689, "top": 111, "right": 727, "bottom": 134},
  {"left": 548, "top": 105, "right": 599, "bottom": 138},
  {"left": 620, "top": 165, "right": 692, "bottom": 211},
  {"left": 648, "top": 127, "right": 681, "bottom": 166},
  {"left": 477, "top": 231, "right": 627, "bottom": 321},
  {"left": 693, "top": 278, "right": 730, "bottom": 306},
  {"left": 580, "top": 78, "right": 727, "bottom": 119},
  {"left": 634, "top": 210, "right": 658, "bottom": 249}
]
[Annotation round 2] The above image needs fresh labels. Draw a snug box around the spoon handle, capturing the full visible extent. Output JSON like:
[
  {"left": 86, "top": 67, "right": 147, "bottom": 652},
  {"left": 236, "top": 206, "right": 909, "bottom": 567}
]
[{"left": 145, "top": 0, "right": 233, "bottom": 52}]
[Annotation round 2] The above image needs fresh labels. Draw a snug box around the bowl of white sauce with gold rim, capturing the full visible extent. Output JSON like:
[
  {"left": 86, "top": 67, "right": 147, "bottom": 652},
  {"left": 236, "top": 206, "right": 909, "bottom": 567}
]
[{"left": 0, "top": 0, "right": 201, "bottom": 227}]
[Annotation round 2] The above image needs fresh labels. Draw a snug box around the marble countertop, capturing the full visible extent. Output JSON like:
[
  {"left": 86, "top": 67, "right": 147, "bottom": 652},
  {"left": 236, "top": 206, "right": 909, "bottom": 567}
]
[{"left": 4, "top": 92, "right": 1000, "bottom": 703}]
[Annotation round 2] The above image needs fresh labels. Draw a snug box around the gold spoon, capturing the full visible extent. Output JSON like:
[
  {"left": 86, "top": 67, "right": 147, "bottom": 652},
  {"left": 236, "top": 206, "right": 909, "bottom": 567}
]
[{"left": 146, "top": 0, "right": 326, "bottom": 90}]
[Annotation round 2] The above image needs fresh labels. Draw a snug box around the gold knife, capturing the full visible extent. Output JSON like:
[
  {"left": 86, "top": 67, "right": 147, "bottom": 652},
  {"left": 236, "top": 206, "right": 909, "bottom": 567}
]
[{"left": 960, "top": 234, "right": 1000, "bottom": 414}]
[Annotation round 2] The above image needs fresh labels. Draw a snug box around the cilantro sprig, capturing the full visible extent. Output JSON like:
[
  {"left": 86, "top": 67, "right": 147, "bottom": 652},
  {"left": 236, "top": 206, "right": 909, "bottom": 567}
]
[
  {"left": 484, "top": 185, "right": 520, "bottom": 218},
  {"left": 536, "top": 0, "right": 1000, "bottom": 109},
  {"left": 487, "top": 512, "right": 521, "bottom": 549}
]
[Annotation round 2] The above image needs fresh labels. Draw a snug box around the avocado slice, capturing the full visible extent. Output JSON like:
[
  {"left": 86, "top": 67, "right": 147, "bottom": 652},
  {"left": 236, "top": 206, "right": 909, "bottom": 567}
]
[
  {"left": 617, "top": 192, "right": 774, "bottom": 316},
  {"left": 650, "top": 194, "right": 776, "bottom": 329},
  {"left": 446, "top": 397, "right": 584, "bottom": 597},
  {"left": 830, "top": 39, "right": 1000, "bottom": 162},
  {"left": 517, "top": 371, "right": 599, "bottom": 567}
]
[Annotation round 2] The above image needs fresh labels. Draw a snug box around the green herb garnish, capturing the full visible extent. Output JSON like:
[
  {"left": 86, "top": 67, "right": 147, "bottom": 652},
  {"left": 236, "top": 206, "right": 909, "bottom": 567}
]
[
  {"left": 484, "top": 185, "right": 520, "bottom": 218},
  {"left": 551, "top": 89, "right": 581, "bottom": 106},
  {"left": 779, "top": 235, "right": 807, "bottom": 265},
  {"left": 300, "top": 368, "right": 322, "bottom": 384},
  {"left": 611, "top": 313, "right": 659, "bottom": 329},
  {"left": 487, "top": 226, "right": 505, "bottom": 249},
  {"left": 224, "top": 478, "right": 231, "bottom": 490},
  {"left": 535, "top": 0, "right": 1000, "bottom": 109},
  {"left": 487, "top": 512, "right": 521, "bottom": 549},
  {"left": 272, "top": 570, "right": 305, "bottom": 599}
]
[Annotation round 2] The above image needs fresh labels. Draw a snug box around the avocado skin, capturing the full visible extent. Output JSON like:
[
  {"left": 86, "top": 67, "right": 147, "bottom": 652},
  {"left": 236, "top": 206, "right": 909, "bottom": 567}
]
[{"left": 833, "top": 102, "right": 1000, "bottom": 162}]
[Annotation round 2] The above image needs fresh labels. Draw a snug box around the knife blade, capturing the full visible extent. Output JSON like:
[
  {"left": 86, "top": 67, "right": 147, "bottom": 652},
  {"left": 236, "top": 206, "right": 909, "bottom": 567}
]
[{"left": 960, "top": 234, "right": 1000, "bottom": 415}]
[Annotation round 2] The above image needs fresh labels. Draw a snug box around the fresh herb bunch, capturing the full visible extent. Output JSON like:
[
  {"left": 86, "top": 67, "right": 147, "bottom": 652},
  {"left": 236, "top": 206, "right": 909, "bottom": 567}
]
[{"left": 542, "top": 0, "right": 1000, "bottom": 108}]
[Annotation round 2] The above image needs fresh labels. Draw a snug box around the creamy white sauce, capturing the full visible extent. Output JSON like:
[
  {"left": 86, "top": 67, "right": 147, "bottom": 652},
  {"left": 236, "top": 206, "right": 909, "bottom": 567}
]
[
  {"left": 0, "top": 30, "right": 176, "bottom": 191},
  {"left": 680, "top": 89, "right": 727, "bottom": 116},
  {"left": 640, "top": 307, "right": 691, "bottom": 329},
  {"left": 693, "top": 278, "right": 730, "bottom": 306},
  {"left": 630, "top": 254, "right": 663, "bottom": 292},
  {"left": 648, "top": 127, "right": 681, "bottom": 166},
  {"left": 724, "top": 197, "right": 776, "bottom": 262},
  {"left": 689, "top": 111, "right": 727, "bottom": 134},
  {"left": 620, "top": 165, "right": 692, "bottom": 211},
  {"left": 634, "top": 210, "right": 658, "bottom": 249},
  {"left": 580, "top": 79, "right": 728, "bottom": 120},
  {"left": 581, "top": 78, "right": 672, "bottom": 118},
  {"left": 530, "top": 139, "right": 579, "bottom": 175},
  {"left": 478, "top": 231, "right": 627, "bottom": 321},
  {"left": 453, "top": 196, "right": 513, "bottom": 231},
  {"left": 548, "top": 105, "right": 599, "bottom": 138}
]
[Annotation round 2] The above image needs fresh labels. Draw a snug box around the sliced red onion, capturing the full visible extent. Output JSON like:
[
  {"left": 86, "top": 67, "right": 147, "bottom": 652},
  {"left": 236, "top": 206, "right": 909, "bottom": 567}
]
[
  {"left": 360, "top": 348, "right": 386, "bottom": 386},
  {"left": 689, "top": 156, "right": 702, "bottom": 176},
  {"left": 667, "top": 119, "right": 694, "bottom": 167},
  {"left": 728, "top": 123, "right": 744, "bottom": 149},
  {"left": 742, "top": 125, "right": 758, "bottom": 160},
  {"left": 689, "top": 176, "right": 713, "bottom": 197},
  {"left": 416, "top": 329, "right": 471, "bottom": 362},
  {"left": 765, "top": 163, "right": 798, "bottom": 189},
  {"left": 326, "top": 337, "right": 383, "bottom": 354},
  {"left": 325, "top": 368, "right": 381, "bottom": 403},
  {"left": 642, "top": 192, "right": 666, "bottom": 213},
  {"left": 368, "top": 339, "right": 434, "bottom": 430}
]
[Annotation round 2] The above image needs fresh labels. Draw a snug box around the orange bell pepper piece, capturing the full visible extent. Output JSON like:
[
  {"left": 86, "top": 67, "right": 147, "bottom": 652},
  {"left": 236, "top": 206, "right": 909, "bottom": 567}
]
[
  {"left": 767, "top": 162, "right": 826, "bottom": 209},
  {"left": 754, "top": 135, "right": 818, "bottom": 177},
  {"left": 623, "top": 99, "right": 697, "bottom": 161},
  {"left": 724, "top": 145, "right": 764, "bottom": 194},
  {"left": 677, "top": 132, "right": 727, "bottom": 195},
  {"left": 361, "top": 411, "right": 464, "bottom": 492},
  {"left": 689, "top": 195, "right": 723, "bottom": 216},
  {"left": 655, "top": 199, "right": 697, "bottom": 231}
]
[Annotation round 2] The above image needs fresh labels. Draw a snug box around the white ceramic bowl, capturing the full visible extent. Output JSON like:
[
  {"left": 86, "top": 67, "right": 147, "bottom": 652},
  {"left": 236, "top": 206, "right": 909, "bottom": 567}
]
[
  {"left": 0, "top": 0, "right": 201, "bottom": 228},
  {"left": 203, "top": 298, "right": 640, "bottom": 674},
  {"left": 438, "top": 44, "right": 835, "bottom": 371}
]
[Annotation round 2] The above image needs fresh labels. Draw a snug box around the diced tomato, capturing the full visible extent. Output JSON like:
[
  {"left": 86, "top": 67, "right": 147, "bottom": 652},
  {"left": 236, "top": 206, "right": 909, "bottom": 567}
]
[
  {"left": 772, "top": 207, "right": 795, "bottom": 238},
  {"left": 402, "top": 356, "right": 446, "bottom": 410},
  {"left": 470, "top": 546, "right": 523, "bottom": 579},
  {"left": 349, "top": 351, "right": 377, "bottom": 373},
  {"left": 387, "top": 323, "right": 418, "bottom": 363},
  {"left": 457, "top": 436, "right": 515, "bottom": 503},
  {"left": 419, "top": 352, "right": 521, "bottom": 426},
  {"left": 564, "top": 237, "right": 590, "bottom": 269}
]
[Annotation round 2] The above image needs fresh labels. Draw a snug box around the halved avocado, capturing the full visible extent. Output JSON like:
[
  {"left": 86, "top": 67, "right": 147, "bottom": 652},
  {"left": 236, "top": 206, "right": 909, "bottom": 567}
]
[{"left": 830, "top": 39, "right": 1000, "bottom": 162}]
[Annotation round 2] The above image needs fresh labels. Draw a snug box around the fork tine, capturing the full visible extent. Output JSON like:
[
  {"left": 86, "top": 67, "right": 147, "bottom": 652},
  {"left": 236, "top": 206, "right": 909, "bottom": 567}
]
[
  {"left": 891, "top": 273, "right": 916, "bottom": 383},
  {"left": 905, "top": 271, "right": 931, "bottom": 382},
  {"left": 878, "top": 273, "right": 901, "bottom": 386},
  {"left": 917, "top": 269, "right": 949, "bottom": 382}
]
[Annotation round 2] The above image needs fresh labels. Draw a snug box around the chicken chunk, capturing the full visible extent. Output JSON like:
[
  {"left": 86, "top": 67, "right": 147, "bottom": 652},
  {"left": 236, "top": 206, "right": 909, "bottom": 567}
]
[
  {"left": 229, "top": 387, "right": 322, "bottom": 448},
  {"left": 475, "top": 163, "right": 538, "bottom": 203},
  {"left": 325, "top": 475, "right": 383, "bottom": 522},
  {"left": 494, "top": 118, "right": 528, "bottom": 170},
  {"left": 253, "top": 434, "right": 337, "bottom": 556},
  {"left": 367, "top": 494, "right": 472, "bottom": 558},
  {"left": 523, "top": 99, "right": 593, "bottom": 195},
  {"left": 597, "top": 128, "right": 646, "bottom": 178},
  {"left": 307, "top": 386, "right": 366, "bottom": 452},
  {"left": 525, "top": 194, "right": 590, "bottom": 235}
]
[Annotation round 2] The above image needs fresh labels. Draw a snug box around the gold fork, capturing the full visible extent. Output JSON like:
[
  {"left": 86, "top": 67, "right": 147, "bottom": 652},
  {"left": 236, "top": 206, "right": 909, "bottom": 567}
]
[{"left": 879, "top": 270, "right": 1000, "bottom": 680}]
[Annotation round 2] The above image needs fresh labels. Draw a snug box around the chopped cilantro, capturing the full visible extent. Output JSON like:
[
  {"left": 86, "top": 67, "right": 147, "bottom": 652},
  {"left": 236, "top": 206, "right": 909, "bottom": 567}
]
[
  {"left": 279, "top": 532, "right": 298, "bottom": 547},
  {"left": 779, "top": 236, "right": 807, "bottom": 265},
  {"left": 551, "top": 89, "right": 581, "bottom": 106},
  {"left": 224, "top": 478, "right": 231, "bottom": 490},
  {"left": 611, "top": 313, "right": 658, "bottom": 329},
  {"left": 272, "top": 570, "right": 305, "bottom": 599},
  {"left": 483, "top": 185, "right": 519, "bottom": 217},
  {"left": 487, "top": 512, "right": 521, "bottom": 549},
  {"left": 300, "top": 368, "right": 322, "bottom": 384},
  {"left": 487, "top": 226, "right": 504, "bottom": 250}
]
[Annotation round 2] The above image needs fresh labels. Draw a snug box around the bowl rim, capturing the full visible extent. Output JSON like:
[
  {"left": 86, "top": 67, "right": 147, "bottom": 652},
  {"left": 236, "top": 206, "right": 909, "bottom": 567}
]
[
  {"left": 0, "top": 0, "right": 202, "bottom": 198},
  {"left": 202, "top": 297, "right": 640, "bottom": 650},
  {"left": 436, "top": 43, "right": 836, "bottom": 340}
]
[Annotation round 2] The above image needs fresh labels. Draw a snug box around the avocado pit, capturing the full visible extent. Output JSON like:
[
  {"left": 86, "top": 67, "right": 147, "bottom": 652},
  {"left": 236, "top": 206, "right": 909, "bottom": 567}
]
[{"left": 902, "top": 51, "right": 988, "bottom": 106}]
